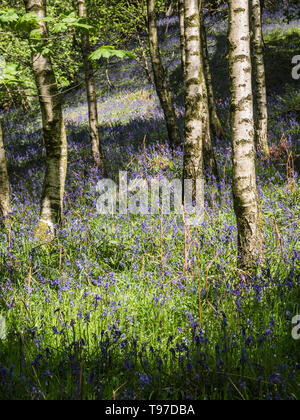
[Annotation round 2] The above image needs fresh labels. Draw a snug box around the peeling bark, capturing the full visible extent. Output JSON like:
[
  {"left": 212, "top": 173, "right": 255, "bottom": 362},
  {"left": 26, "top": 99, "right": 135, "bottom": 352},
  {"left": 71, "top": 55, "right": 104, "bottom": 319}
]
[{"left": 229, "top": 0, "right": 264, "bottom": 269}]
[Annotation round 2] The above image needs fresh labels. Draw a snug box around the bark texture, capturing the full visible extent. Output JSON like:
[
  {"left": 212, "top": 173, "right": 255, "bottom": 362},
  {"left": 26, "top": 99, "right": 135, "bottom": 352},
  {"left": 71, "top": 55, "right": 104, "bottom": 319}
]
[
  {"left": 183, "top": 0, "right": 205, "bottom": 201},
  {"left": 24, "top": 0, "right": 67, "bottom": 236},
  {"left": 228, "top": 0, "right": 264, "bottom": 269},
  {"left": 0, "top": 123, "right": 11, "bottom": 227},
  {"left": 147, "top": 0, "right": 181, "bottom": 148},
  {"left": 77, "top": 0, "right": 104, "bottom": 170},
  {"left": 179, "top": 0, "right": 186, "bottom": 71},
  {"left": 180, "top": 1, "right": 218, "bottom": 180},
  {"left": 251, "top": 0, "right": 269, "bottom": 155},
  {"left": 202, "top": 84, "right": 219, "bottom": 181},
  {"left": 199, "top": 0, "right": 224, "bottom": 139}
]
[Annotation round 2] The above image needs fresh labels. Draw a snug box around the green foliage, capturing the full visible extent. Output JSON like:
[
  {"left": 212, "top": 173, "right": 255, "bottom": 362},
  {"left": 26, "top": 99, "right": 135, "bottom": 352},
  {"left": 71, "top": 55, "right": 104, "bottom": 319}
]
[
  {"left": 0, "top": 0, "right": 166, "bottom": 109},
  {"left": 0, "top": 8, "right": 93, "bottom": 35},
  {"left": 0, "top": 8, "right": 19, "bottom": 25},
  {"left": 50, "top": 12, "right": 93, "bottom": 34},
  {"left": 15, "top": 12, "right": 39, "bottom": 33},
  {"left": 0, "top": 62, "right": 20, "bottom": 85},
  {"left": 0, "top": 1, "right": 299, "bottom": 399},
  {"left": 0, "top": 4, "right": 87, "bottom": 108},
  {"left": 0, "top": 9, "right": 40, "bottom": 34},
  {"left": 90, "top": 46, "right": 136, "bottom": 61}
]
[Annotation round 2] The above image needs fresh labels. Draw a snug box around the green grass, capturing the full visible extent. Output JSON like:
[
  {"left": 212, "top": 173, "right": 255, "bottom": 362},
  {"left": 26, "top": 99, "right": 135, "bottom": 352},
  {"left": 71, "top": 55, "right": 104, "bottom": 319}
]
[
  {"left": 0, "top": 169, "right": 299, "bottom": 399},
  {"left": 0, "top": 8, "right": 299, "bottom": 401}
]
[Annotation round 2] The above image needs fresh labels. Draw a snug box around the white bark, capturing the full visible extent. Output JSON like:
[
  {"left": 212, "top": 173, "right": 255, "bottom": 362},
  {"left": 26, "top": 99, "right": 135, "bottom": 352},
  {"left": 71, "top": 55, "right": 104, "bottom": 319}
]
[
  {"left": 77, "top": 0, "right": 104, "bottom": 170},
  {"left": 147, "top": 0, "right": 181, "bottom": 148},
  {"left": 24, "top": 0, "right": 67, "bottom": 237},
  {"left": 0, "top": 123, "right": 11, "bottom": 227},
  {"left": 251, "top": 0, "right": 269, "bottom": 155},
  {"left": 228, "top": 0, "right": 264, "bottom": 269},
  {"left": 199, "top": 0, "right": 224, "bottom": 139},
  {"left": 183, "top": 0, "right": 205, "bottom": 201},
  {"left": 179, "top": 0, "right": 186, "bottom": 71}
]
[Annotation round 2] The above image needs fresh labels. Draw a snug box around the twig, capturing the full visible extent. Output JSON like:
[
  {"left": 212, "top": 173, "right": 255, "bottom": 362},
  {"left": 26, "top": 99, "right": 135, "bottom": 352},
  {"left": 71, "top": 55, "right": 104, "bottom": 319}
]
[
  {"left": 113, "top": 381, "right": 127, "bottom": 400},
  {"left": 228, "top": 376, "right": 246, "bottom": 400}
]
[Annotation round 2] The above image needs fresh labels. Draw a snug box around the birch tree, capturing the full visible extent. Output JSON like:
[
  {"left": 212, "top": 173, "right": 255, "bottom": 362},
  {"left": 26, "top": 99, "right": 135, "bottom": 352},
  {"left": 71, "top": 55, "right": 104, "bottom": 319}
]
[
  {"left": 183, "top": 0, "right": 205, "bottom": 200},
  {"left": 179, "top": 0, "right": 186, "bottom": 71},
  {"left": 251, "top": 0, "right": 269, "bottom": 155},
  {"left": 228, "top": 0, "right": 264, "bottom": 269},
  {"left": 199, "top": 0, "right": 224, "bottom": 138},
  {"left": 77, "top": 0, "right": 104, "bottom": 170},
  {"left": 0, "top": 123, "right": 11, "bottom": 228},
  {"left": 23, "top": 0, "right": 67, "bottom": 237},
  {"left": 147, "top": 0, "right": 181, "bottom": 148},
  {"left": 181, "top": 0, "right": 218, "bottom": 181}
]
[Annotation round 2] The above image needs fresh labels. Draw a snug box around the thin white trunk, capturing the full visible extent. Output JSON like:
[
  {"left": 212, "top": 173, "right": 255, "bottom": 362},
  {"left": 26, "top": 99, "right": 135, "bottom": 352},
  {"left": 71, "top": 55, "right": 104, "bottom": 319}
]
[
  {"left": 77, "top": 0, "right": 104, "bottom": 170},
  {"left": 179, "top": 0, "right": 186, "bottom": 71},
  {"left": 183, "top": 0, "right": 204, "bottom": 202},
  {"left": 228, "top": 0, "right": 264, "bottom": 269},
  {"left": 24, "top": 0, "right": 67, "bottom": 237},
  {"left": 251, "top": 0, "right": 269, "bottom": 155},
  {"left": 147, "top": 0, "right": 181, "bottom": 149},
  {"left": 199, "top": 0, "right": 224, "bottom": 139},
  {"left": 0, "top": 123, "right": 11, "bottom": 227}
]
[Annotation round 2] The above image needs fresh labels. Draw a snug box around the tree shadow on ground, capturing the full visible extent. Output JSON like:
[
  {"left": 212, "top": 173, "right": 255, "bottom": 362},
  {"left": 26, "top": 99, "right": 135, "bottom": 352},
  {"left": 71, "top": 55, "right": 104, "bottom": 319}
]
[
  {"left": 263, "top": 30, "right": 300, "bottom": 94},
  {"left": 2, "top": 22, "right": 299, "bottom": 198}
]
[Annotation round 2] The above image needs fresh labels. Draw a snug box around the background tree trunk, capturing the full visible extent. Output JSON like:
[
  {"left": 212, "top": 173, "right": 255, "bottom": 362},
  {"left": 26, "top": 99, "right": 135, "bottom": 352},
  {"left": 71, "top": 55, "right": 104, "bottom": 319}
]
[
  {"left": 202, "top": 84, "right": 219, "bottom": 181},
  {"left": 179, "top": 0, "right": 186, "bottom": 72},
  {"left": 147, "top": 0, "right": 181, "bottom": 149},
  {"left": 228, "top": 0, "right": 264, "bottom": 270},
  {"left": 24, "top": 0, "right": 67, "bottom": 237},
  {"left": 251, "top": 0, "right": 269, "bottom": 155},
  {"left": 182, "top": 0, "right": 218, "bottom": 183},
  {"left": 183, "top": 0, "right": 205, "bottom": 202},
  {"left": 0, "top": 123, "right": 11, "bottom": 227},
  {"left": 77, "top": 0, "right": 104, "bottom": 170},
  {"left": 199, "top": 0, "right": 224, "bottom": 139}
]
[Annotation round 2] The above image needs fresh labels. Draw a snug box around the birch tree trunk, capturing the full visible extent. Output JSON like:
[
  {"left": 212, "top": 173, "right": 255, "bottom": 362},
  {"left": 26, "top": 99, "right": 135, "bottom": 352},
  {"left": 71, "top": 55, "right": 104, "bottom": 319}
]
[
  {"left": 228, "top": 0, "right": 264, "bottom": 269},
  {"left": 77, "top": 0, "right": 104, "bottom": 170},
  {"left": 24, "top": 0, "right": 67, "bottom": 237},
  {"left": 183, "top": 0, "right": 205, "bottom": 201},
  {"left": 202, "top": 84, "right": 219, "bottom": 181},
  {"left": 251, "top": 0, "right": 269, "bottom": 155},
  {"left": 179, "top": 0, "right": 186, "bottom": 72},
  {"left": 183, "top": 0, "right": 218, "bottom": 187},
  {"left": 0, "top": 123, "right": 11, "bottom": 227},
  {"left": 199, "top": 0, "right": 224, "bottom": 138},
  {"left": 147, "top": 0, "right": 181, "bottom": 149}
]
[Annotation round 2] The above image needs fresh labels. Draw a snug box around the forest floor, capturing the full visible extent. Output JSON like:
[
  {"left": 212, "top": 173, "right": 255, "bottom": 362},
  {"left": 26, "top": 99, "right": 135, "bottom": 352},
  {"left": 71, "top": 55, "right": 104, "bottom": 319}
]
[{"left": 0, "top": 8, "right": 299, "bottom": 400}]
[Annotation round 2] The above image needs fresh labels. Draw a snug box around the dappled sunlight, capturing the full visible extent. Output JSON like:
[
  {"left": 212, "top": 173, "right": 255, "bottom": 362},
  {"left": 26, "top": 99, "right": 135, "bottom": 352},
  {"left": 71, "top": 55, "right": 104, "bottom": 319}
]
[{"left": 0, "top": 0, "right": 299, "bottom": 401}]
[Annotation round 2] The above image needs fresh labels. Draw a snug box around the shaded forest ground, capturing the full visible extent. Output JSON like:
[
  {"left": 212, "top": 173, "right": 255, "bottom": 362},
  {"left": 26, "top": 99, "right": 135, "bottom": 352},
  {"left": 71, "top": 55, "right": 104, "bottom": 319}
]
[{"left": 0, "top": 8, "right": 299, "bottom": 400}]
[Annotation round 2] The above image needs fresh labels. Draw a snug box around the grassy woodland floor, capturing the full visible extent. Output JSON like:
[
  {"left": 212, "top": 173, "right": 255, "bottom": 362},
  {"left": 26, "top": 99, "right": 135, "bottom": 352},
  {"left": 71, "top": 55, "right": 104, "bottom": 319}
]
[{"left": 0, "top": 8, "right": 299, "bottom": 400}]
